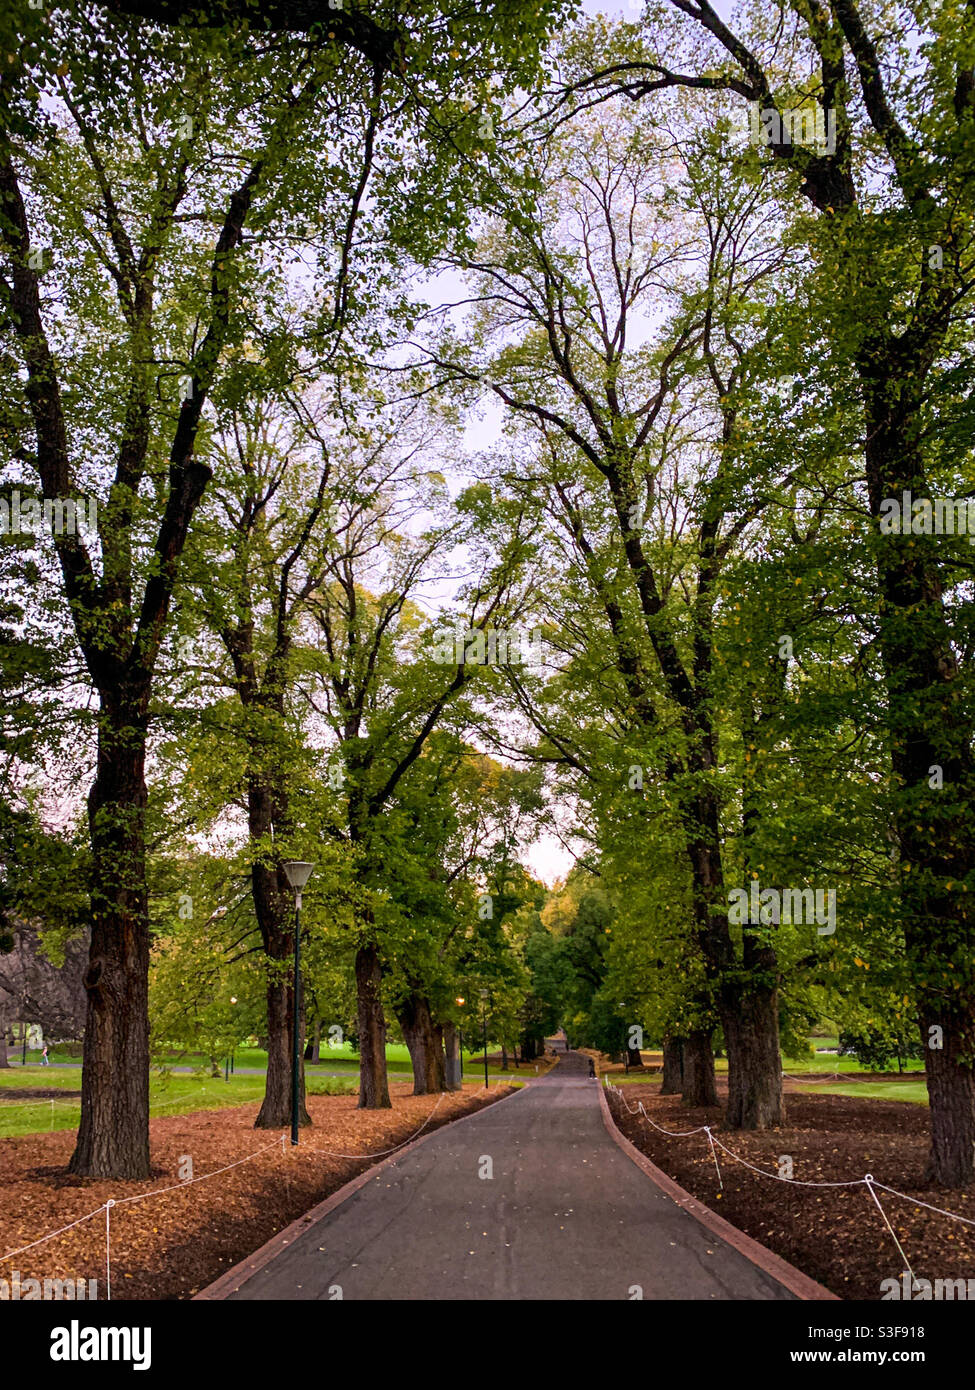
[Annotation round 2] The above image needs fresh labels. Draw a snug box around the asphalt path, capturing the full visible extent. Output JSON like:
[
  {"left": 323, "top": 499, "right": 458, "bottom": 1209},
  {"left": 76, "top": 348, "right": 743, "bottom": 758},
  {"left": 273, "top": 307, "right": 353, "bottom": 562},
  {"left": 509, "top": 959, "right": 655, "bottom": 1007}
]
[{"left": 224, "top": 1050, "right": 796, "bottom": 1301}]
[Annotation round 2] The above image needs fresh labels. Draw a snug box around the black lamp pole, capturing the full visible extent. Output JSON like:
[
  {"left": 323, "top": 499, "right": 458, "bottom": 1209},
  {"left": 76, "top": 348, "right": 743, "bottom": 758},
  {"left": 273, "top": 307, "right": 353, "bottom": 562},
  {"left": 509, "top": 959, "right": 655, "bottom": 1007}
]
[
  {"left": 480, "top": 990, "right": 489, "bottom": 1089},
  {"left": 282, "top": 862, "right": 314, "bottom": 1147},
  {"left": 291, "top": 895, "right": 301, "bottom": 1145}
]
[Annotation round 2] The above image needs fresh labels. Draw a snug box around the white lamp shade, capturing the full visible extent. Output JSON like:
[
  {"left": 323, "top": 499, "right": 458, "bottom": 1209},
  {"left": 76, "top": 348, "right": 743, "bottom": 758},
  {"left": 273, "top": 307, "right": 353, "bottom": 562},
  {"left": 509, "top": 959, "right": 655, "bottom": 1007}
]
[{"left": 282, "top": 861, "right": 314, "bottom": 890}]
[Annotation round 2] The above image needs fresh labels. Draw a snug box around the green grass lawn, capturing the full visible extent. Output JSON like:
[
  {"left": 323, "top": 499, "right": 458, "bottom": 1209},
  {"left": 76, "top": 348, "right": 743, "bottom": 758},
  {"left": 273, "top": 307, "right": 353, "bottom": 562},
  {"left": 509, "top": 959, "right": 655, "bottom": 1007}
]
[
  {"left": 0, "top": 1048, "right": 525, "bottom": 1138},
  {"left": 789, "top": 1077, "right": 929, "bottom": 1105},
  {"left": 781, "top": 1036, "right": 924, "bottom": 1076},
  {"left": 0, "top": 1065, "right": 83, "bottom": 1092},
  {"left": 0, "top": 1070, "right": 267, "bottom": 1138},
  {"left": 605, "top": 1037, "right": 930, "bottom": 1106}
]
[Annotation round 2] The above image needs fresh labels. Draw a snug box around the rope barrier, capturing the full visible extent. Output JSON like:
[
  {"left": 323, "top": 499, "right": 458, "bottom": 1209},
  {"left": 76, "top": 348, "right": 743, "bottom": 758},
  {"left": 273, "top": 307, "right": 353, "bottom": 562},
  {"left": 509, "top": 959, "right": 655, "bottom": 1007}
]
[
  {"left": 864, "top": 1176, "right": 916, "bottom": 1283},
  {"left": 303, "top": 1092, "right": 447, "bottom": 1158},
  {"left": 0, "top": 1082, "right": 229, "bottom": 1118},
  {"left": 704, "top": 1126, "right": 723, "bottom": 1189},
  {"left": 782, "top": 1070, "right": 922, "bottom": 1087},
  {"left": 870, "top": 1180, "right": 975, "bottom": 1230},
  {"left": 0, "top": 1085, "right": 472, "bottom": 1290},
  {"left": 604, "top": 1081, "right": 975, "bottom": 1277},
  {"left": 707, "top": 1128, "right": 866, "bottom": 1188},
  {"left": 104, "top": 1201, "right": 114, "bottom": 1302},
  {"left": 109, "top": 1136, "right": 288, "bottom": 1209},
  {"left": 0, "top": 1204, "right": 106, "bottom": 1266}
]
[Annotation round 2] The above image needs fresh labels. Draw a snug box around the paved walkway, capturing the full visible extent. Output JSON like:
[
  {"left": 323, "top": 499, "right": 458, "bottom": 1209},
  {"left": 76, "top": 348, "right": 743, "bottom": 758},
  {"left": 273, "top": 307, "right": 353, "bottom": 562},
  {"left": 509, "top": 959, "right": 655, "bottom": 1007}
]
[{"left": 223, "top": 1052, "right": 796, "bottom": 1300}]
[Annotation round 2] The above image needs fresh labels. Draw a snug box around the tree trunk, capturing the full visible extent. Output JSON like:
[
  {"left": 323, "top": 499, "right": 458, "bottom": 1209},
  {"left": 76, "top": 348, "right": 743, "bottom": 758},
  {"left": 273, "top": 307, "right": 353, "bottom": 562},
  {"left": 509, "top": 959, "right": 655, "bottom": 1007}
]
[
  {"left": 443, "top": 1020, "right": 462, "bottom": 1091},
  {"left": 861, "top": 368, "right": 975, "bottom": 1185},
  {"left": 0, "top": 1009, "right": 9, "bottom": 1068},
  {"left": 722, "top": 985, "right": 784, "bottom": 1129},
  {"left": 310, "top": 1016, "right": 321, "bottom": 1064},
  {"left": 921, "top": 1001, "right": 975, "bottom": 1186},
  {"left": 681, "top": 1030, "right": 717, "bottom": 1108},
  {"left": 69, "top": 720, "right": 151, "bottom": 1179},
  {"left": 500, "top": 1040, "right": 508, "bottom": 1071},
  {"left": 256, "top": 971, "right": 310, "bottom": 1128},
  {"left": 245, "top": 757, "right": 310, "bottom": 1130},
  {"left": 356, "top": 944, "right": 390, "bottom": 1108},
  {"left": 661, "top": 1035, "right": 683, "bottom": 1094},
  {"left": 250, "top": 839, "right": 309, "bottom": 1129},
  {"left": 397, "top": 992, "right": 446, "bottom": 1095}
]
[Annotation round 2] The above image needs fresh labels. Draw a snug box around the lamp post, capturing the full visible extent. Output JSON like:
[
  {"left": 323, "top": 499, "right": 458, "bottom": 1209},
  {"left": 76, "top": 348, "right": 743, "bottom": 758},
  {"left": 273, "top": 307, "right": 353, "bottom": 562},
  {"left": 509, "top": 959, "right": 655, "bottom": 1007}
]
[
  {"left": 224, "top": 996, "right": 239, "bottom": 1082},
  {"left": 455, "top": 997, "right": 465, "bottom": 1083},
  {"left": 283, "top": 861, "right": 314, "bottom": 1146},
  {"left": 480, "top": 989, "right": 489, "bottom": 1089}
]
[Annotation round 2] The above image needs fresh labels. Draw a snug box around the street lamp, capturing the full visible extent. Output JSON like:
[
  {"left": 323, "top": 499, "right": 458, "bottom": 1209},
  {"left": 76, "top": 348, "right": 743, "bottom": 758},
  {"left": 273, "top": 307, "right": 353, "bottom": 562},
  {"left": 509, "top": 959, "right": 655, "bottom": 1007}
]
[
  {"left": 282, "top": 861, "right": 314, "bottom": 1146},
  {"left": 225, "top": 996, "right": 239, "bottom": 1082},
  {"left": 455, "top": 998, "right": 465, "bottom": 1081},
  {"left": 480, "top": 989, "right": 489, "bottom": 1089}
]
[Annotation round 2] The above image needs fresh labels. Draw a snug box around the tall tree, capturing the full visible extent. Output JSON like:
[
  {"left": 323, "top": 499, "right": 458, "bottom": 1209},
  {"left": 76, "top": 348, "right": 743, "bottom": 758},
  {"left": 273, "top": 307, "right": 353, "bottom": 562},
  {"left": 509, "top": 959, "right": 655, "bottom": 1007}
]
[
  {"left": 0, "top": 13, "right": 395, "bottom": 1175},
  {"left": 428, "top": 87, "right": 813, "bottom": 1126},
  {"left": 561, "top": 0, "right": 975, "bottom": 1182}
]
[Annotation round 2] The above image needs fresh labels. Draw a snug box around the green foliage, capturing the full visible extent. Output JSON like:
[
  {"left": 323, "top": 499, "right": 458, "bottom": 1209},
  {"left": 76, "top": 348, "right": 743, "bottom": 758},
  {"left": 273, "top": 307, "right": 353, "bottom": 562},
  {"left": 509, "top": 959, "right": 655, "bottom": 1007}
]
[{"left": 838, "top": 1022, "right": 924, "bottom": 1073}]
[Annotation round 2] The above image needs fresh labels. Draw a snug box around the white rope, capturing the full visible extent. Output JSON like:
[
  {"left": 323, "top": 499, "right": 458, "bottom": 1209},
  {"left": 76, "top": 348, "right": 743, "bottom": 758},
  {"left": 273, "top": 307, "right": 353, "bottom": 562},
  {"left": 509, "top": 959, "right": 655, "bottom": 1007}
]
[
  {"left": 110, "top": 1135, "right": 287, "bottom": 1208},
  {"left": 0, "top": 1081, "right": 223, "bottom": 1120},
  {"left": 636, "top": 1099, "right": 712, "bottom": 1138},
  {"left": 610, "top": 1084, "right": 872, "bottom": 1188},
  {"left": 865, "top": 1176, "right": 916, "bottom": 1282},
  {"left": 149, "top": 1085, "right": 222, "bottom": 1113},
  {"left": 0, "top": 1087, "right": 459, "bottom": 1271},
  {"left": 782, "top": 1071, "right": 900, "bottom": 1087},
  {"left": 607, "top": 1084, "right": 975, "bottom": 1258},
  {"left": 0, "top": 1094, "right": 79, "bottom": 1111},
  {"left": 603, "top": 1073, "right": 973, "bottom": 1289},
  {"left": 0, "top": 1203, "right": 106, "bottom": 1265},
  {"left": 303, "top": 1093, "right": 447, "bottom": 1159},
  {"left": 784, "top": 1071, "right": 853, "bottom": 1084},
  {"left": 607, "top": 1086, "right": 709, "bottom": 1138},
  {"left": 704, "top": 1126, "right": 723, "bottom": 1189},
  {"left": 707, "top": 1132, "right": 867, "bottom": 1188},
  {"left": 0, "top": 1082, "right": 486, "bottom": 1292},
  {"left": 104, "top": 1200, "right": 114, "bottom": 1301},
  {"left": 870, "top": 1181, "right": 975, "bottom": 1229},
  {"left": 1, "top": 1134, "right": 288, "bottom": 1268}
]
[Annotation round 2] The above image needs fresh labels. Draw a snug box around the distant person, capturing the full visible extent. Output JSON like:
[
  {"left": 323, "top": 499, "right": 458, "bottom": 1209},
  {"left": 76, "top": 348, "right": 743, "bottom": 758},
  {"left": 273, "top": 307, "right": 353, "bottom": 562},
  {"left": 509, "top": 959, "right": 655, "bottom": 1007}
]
[
  {"left": 41, "top": 1045, "right": 49, "bottom": 1066},
  {"left": 588, "top": 1056, "right": 596, "bottom": 1079}
]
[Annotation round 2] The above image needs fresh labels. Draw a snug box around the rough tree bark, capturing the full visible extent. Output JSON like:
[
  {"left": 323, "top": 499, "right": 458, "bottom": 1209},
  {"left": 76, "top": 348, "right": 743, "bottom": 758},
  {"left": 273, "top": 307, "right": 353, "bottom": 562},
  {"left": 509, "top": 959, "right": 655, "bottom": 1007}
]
[
  {"left": 661, "top": 1035, "right": 683, "bottom": 1095},
  {"left": 256, "top": 967, "right": 309, "bottom": 1129},
  {"left": 247, "top": 766, "right": 309, "bottom": 1130},
  {"left": 681, "top": 1030, "right": 717, "bottom": 1108},
  {"left": 722, "top": 987, "right": 783, "bottom": 1130},
  {"left": 443, "top": 1020, "right": 462, "bottom": 1091},
  {"left": 69, "top": 712, "right": 151, "bottom": 1177},
  {"left": 860, "top": 368, "right": 975, "bottom": 1184},
  {"left": 397, "top": 991, "right": 446, "bottom": 1095},
  {"left": 356, "top": 944, "right": 390, "bottom": 1109}
]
